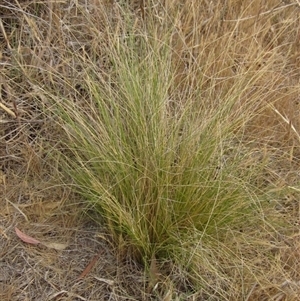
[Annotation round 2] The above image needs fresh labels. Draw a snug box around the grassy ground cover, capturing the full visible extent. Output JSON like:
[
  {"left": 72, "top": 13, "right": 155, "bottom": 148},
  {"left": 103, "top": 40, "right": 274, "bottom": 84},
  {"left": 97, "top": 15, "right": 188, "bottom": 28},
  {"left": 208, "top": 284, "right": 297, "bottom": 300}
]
[{"left": 1, "top": 1, "right": 300, "bottom": 300}]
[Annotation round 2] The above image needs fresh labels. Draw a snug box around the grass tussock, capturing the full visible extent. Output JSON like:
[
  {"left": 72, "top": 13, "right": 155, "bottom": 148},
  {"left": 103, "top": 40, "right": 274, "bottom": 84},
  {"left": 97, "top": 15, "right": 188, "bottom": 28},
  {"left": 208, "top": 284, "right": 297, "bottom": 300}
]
[{"left": 1, "top": 0, "right": 300, "bottom": 300}]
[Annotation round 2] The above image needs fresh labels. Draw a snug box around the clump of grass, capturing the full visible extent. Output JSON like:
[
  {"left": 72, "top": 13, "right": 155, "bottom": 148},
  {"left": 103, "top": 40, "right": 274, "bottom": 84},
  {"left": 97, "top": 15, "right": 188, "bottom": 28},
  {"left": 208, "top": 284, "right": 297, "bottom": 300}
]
[
  {"left": 43, "top": 4, "right": 283, "bottom": 297},
  {"left": 9, "top": 0, "right": 297, "bottom": 298}
]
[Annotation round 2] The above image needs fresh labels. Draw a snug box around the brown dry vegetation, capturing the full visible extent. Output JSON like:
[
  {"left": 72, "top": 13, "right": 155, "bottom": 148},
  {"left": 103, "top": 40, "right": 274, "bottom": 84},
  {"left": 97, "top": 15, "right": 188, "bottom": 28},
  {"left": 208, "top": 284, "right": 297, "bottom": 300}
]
[{"left": 1, "top": 0, "right": 300, "bottom": 300}]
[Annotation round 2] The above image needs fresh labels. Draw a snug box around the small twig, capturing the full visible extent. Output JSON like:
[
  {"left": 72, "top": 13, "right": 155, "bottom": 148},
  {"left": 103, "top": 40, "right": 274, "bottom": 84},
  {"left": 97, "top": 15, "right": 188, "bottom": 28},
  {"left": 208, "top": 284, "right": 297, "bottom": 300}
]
[
  {"left": 93, "top": 277, "right": 114, "bottom": 286},
  {"left": 12, "top": 99, "right": 20, "bottom": 121},
  {"left": 269, "top": 104, "right": 300, "bottom": 143},
  {"left": 48, "top": 290, "right": 87, "bottom": 301},
  {"left": 0, "top": 102, "right": 16, "bottom": 118},
  {"left": 5, "top": 198, "right": 29, "bottom": 222},
  {"left": 0, "top": 18, "right": 12, "bottom": 51},
  {"left": 0, "top": 119, "right": 45, "bottom": 124},
  {"left": 77, "top": 251, "right": 102, "bottom": 280}
]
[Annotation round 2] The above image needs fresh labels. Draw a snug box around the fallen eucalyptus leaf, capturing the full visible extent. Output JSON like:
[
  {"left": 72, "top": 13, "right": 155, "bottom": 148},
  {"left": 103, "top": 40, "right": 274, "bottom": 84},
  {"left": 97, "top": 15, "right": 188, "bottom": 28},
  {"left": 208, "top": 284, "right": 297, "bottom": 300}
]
[{"left": 15, "top": 227, "right": 40, "bottom": 245}]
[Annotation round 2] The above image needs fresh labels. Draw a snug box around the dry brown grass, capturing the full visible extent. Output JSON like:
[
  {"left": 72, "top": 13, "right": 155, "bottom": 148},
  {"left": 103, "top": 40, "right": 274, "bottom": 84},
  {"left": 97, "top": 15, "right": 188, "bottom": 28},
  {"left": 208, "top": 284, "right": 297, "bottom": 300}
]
[{"left": 1, "top": 0, "right": 300, "bottom": 300}]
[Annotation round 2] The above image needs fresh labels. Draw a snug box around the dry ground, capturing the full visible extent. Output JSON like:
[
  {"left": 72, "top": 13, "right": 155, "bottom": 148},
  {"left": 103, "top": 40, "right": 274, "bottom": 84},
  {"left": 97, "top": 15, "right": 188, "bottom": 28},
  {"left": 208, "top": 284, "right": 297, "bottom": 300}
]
[{"left": 1, "top": 0, "right": 300, "bottom": 300}]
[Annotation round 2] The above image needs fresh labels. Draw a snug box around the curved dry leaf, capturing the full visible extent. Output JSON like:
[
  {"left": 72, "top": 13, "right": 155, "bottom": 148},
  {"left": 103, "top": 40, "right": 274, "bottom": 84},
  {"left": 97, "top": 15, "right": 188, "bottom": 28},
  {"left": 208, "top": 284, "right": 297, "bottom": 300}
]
[
  {"left": 15, "top": 227, "right": 40, "bottom": 245},
  {"left": 42, "top": 242, "right": 68, "bottom": 250}
]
